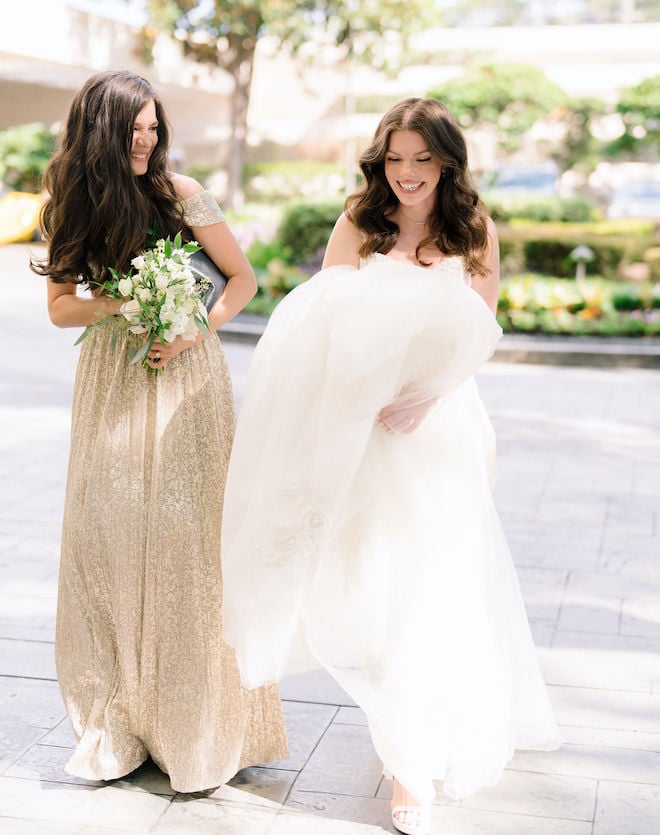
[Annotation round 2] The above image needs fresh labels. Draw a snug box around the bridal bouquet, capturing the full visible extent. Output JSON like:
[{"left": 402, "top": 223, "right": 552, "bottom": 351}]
[{"left": 77, "top": 232, "right": 211, "bottom": 375}]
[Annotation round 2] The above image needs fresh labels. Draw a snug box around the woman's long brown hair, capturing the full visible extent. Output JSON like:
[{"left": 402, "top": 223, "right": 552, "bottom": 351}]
[
  {"left": 31, "top": 70, "right": 185, "bottom": 287},
  {"left": 346, "top": 97, "right": 491, "bottom": 275}
]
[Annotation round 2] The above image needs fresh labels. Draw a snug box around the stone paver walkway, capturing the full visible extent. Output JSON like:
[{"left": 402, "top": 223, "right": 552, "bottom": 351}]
[{"left": 1, "top": 243, "right": 659, "bottom": 834}]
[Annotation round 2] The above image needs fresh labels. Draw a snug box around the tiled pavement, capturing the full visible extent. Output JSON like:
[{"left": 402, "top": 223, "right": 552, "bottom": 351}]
[{"left": 0, "top": 242, "right": 659, "bottom": 834}]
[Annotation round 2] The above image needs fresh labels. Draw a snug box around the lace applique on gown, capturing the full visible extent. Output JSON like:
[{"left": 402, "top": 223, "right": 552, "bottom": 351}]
[{"left": 221, "top": 253, "right": 561, "bottom": 803}]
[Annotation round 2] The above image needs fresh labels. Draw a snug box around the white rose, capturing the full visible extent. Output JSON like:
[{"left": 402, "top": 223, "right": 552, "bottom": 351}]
[
  {"left": 136, "top": 287, "right": 152, "bottom": 302},
  {"left": 162, "top": 327, "right": 179, "bottom": 343},
  {"left": 181, "top": 319, "right": 199, "bottom": 341},
  {"left": 164, "top": 286, "right": 180, "bottom": 305},
  {"left": 131, "top": 255, "right": 146, "bottom": 269},
  {"left": 120, "top": 298, "right": 141, "bottom": 322},
  {"left": 158, "top": 301, "right": 176, "bottom": 324},
  {"left": 118, "top": 277, "right": 133, "bottom": 297},
  {"left": 155, "top": 274, "right": 169, "bottom": 291},
  {"left": 170, "top": 311, "right": 190, "bottom": 337}
]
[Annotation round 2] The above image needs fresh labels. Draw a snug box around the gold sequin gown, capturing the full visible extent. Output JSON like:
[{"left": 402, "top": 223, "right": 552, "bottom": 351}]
[{"left": 55, "top": 192, "right": 287, "bottom": 792}]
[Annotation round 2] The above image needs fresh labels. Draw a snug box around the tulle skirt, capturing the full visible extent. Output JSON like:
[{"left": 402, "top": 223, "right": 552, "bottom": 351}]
[{"left": 221, "top": 256, "right": 562, "bottom": 801}]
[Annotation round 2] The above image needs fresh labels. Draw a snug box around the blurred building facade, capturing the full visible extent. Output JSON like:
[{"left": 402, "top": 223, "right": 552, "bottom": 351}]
[{"left": 0, "top": 0, "right": 233, "bottom": 171}]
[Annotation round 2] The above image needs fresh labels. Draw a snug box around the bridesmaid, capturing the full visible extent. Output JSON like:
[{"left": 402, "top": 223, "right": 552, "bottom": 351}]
[{"left": 31, "top": 70, "right": 287, "bottom": 792}]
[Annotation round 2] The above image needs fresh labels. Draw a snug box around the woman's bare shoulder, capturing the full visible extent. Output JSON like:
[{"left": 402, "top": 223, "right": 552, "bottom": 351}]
[
  {"left": 169, "top": 172, "right": 204, "bottom": 200},
  {"left": 322, "top": 212, "right": 364, "bottom": 269}
]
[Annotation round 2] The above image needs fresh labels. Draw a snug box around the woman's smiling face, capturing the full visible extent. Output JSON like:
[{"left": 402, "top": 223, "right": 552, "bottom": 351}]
[
  {"left": 384, "top": 129, "right": 443, "bottom": 214},
  {"left": 130, "top": 99, "right": 158, "bottom": 176}
]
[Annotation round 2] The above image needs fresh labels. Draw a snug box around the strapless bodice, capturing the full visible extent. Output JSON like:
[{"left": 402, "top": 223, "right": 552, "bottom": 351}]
[{"left": 361, "top": 252, "right": 471, "bottom": 286}]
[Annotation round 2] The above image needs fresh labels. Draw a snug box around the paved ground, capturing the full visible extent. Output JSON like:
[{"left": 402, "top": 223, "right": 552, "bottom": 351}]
[{"left": 0, "top": 242, "right": 659, "bottom": 834}]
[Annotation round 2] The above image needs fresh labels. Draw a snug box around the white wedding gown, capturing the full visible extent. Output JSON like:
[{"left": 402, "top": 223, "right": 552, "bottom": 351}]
[{"left": 221, "top": 254, "right": 562, "bottom": 802}]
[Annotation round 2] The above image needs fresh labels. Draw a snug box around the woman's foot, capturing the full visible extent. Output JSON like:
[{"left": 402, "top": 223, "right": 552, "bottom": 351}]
[{"left": 391, "top": 778, "right": 431, "bottom": 834}]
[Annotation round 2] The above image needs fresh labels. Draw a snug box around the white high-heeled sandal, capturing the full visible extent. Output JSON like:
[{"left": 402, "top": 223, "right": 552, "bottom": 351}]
[{"left": 391, "top": 804, "right": 431, "bottom": 834}]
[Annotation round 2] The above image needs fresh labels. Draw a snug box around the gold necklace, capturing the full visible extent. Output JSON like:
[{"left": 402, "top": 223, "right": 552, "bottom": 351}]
[{"left": 399, "top": 211, "right": 431, "bottom": 225}]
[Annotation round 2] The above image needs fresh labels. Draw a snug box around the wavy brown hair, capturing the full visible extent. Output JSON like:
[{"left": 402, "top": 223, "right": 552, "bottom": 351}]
[
  {"left": 346, "top": 97, "right": 491, "bottom": 275},
  {"left": 31, "top": 70, "right": 185, "bottom": 287}
]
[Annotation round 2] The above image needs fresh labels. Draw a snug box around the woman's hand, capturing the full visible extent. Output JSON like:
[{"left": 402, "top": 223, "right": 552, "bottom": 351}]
[
  {"left": 47, "top": 280, "right": 125, "bottom": 328},
  {"left": 378, "top": 397, "right": 440, "bottom": 434},
  {"left": 145, "top": 332, "right": 204, "bottom": 371}
]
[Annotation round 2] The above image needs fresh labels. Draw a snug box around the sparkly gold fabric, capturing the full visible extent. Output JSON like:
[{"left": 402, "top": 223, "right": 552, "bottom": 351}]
[
  {"left": 56, "top": 326, "right": 287, "bottom": 792},
  {"left": 182, "top": 190, "right": 225, "bottom": 226}
]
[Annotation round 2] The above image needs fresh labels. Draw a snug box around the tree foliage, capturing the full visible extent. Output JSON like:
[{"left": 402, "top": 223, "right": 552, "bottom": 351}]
[
  {"left": 437, "top": 0, "right": 660, "bottom": 25},
  {"left": 428, "top": 63, "right": 567, "bottom": 155},
  {"left": 140, "top": 0, "right": 434, "bottom": 206},
  {"left": 0, "top": 122, "right": 57, "bottom": 193},
  {"left": 607, "top": 73, "right": 660, "bottom": 157},
  {"left": 551, "top": 97, "right": 608, "bottom": 173},
  {"left": 263, "top": 0, "right": 423, "bottom": 69}
]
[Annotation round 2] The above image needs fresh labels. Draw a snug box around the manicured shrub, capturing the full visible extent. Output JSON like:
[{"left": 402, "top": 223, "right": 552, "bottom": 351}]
[
  {"left": 498, "top": 222, "right": 658, "bottom": 278},
  {"left": 484, "top": 195, "right": 595, "bottom": 223},
  {"left": 277, "top": 200, "right": 344, "bottom": 265},
  {"left": 523, "top": 239, "right": 578, "bottom": 277},
  {"left": 0, "top": 122, "right": 57, "bottom": 193},
  {"left": 246, "top": 238, "right": 293, "bottom": 269}
]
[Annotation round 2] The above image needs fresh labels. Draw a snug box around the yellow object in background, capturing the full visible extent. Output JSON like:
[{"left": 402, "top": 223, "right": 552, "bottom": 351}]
[{"left": 0, "top": 191, "right": 44, "bottom": 245}]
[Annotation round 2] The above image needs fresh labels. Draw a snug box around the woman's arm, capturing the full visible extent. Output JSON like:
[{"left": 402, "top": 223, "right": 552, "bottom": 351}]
[
  {"left": 171, "top": 173, "right": 256, "bottom": 333},
  {"left": 47, "top": 280, "right": 123, "bottom": 328},
  {"left": 322, "top": 213, "right": 363, "bottom": 269},
  {"left": 472, "top": 217, "right": 500, "bottom": 315}
]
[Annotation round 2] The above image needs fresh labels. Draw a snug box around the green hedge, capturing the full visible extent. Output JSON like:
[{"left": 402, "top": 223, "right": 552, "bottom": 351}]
[
  {"left": 0, "top": 122, "right": 57, "bottom": 193},
  {"left": 498, "top": 219, "right": 660, "bottom": 278},
  {"left": 521, "top": 236, "right": 633, "bottom": 277},
  {"left": 240, "top": 200, "right": 660, "bottom": 326},
  {"left": 276, "top": 200, "right": 344, "bottom": 265},
  {"left": 262, "top": 200, "right": 660, "bottom": 280},
  {"left": 244, "top": 201, "right": 343, "bottom": 307},
  {"left": 483, "top": 194, "right": 595, "bottom": 223}
]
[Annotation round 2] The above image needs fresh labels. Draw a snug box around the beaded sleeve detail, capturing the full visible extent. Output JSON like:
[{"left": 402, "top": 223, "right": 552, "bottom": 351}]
[{"left": 182, "top": 191, "right": 225, "bottom": 227}]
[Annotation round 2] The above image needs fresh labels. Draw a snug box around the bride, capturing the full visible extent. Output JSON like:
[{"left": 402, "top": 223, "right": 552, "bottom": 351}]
[{"left": 221, "top": 97, "right": 561, "bottom": 834}]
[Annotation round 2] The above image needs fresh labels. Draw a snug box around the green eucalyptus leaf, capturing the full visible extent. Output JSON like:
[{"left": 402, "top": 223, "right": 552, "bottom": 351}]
[
  {"left": 74, "top": 327, "right": 91, "bottom": 346},
  {"left": 130, "top": 339, "right": 151, "bottom": 365},
  {"left": 194, "top": 314, "right": 209, "bottom": 333}
]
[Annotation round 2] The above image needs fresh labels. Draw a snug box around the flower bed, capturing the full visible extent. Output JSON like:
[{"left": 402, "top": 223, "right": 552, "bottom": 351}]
[{"left": 497, "top": 275, "right": 660, "bottom": 336}]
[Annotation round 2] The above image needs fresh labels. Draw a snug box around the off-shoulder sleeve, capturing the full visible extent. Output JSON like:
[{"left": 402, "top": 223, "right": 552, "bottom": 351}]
[{"left": 181, "top": 190, "right": 225, "bottom": 227}]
